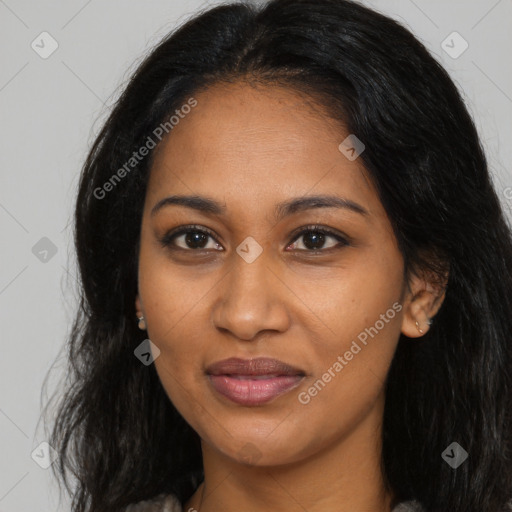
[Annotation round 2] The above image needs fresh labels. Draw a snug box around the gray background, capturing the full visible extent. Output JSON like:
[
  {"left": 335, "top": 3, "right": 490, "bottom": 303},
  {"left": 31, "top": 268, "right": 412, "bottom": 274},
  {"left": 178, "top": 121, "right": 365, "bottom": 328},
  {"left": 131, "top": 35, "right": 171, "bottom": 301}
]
[{"left": 0, "top": 1, "right": 511, "bottom": 511}]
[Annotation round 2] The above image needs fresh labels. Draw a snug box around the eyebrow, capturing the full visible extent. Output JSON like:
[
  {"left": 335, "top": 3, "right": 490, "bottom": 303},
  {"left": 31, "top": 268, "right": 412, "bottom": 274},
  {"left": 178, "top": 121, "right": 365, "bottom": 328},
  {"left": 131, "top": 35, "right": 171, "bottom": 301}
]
[{"left": 150, "top": 194, "right": 369, "bottom": 221}]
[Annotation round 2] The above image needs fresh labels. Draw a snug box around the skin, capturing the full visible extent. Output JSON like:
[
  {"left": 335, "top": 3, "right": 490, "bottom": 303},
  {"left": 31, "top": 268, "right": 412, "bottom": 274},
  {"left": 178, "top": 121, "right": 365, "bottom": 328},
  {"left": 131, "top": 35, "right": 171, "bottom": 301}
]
[{"left": 135, "top": 81, "right": 446, "bottom": 512}]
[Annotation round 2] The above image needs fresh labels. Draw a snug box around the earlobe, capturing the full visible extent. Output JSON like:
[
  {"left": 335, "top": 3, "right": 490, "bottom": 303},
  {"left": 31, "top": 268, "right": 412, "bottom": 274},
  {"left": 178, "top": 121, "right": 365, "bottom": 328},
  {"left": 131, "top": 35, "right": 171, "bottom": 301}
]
[
  {"left": 135, "top": 294, "right": 147, "bottom": 331},
  {"left": 135, "top": 294, "right": 142, "bottom": 316},
  {"left": 401, "top": 294, "right": 433, "bottom": 338},
  {"left": 400, "top": 271, "right": 448, "bottom": 338}
]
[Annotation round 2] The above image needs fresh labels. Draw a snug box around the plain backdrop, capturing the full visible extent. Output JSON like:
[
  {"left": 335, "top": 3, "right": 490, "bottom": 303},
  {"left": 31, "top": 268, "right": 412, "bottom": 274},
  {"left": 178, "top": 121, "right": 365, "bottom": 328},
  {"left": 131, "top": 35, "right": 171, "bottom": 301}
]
[{"left": 0, "top": 1, "right": 511, "bottom": 511}]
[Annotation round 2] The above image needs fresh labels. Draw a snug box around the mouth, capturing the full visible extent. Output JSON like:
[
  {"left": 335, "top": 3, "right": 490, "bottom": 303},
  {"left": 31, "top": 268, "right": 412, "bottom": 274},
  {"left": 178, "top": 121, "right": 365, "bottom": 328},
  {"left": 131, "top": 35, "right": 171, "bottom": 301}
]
[{"left": 206, "top": 357, "right": 306, "bottom": 406}]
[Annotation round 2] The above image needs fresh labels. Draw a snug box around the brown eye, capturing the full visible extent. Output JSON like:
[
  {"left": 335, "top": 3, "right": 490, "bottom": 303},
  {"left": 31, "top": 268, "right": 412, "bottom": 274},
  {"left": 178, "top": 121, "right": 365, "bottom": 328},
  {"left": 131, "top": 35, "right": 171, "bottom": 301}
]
[
  {"left": 287, "top": 226, "right": 350, "bottom": 253},
  {"left": 159, "top": 224, "right": 350, "bottom": 254},
  {"left": 159, "top": 225, "right": 223, "bottom": 251}
]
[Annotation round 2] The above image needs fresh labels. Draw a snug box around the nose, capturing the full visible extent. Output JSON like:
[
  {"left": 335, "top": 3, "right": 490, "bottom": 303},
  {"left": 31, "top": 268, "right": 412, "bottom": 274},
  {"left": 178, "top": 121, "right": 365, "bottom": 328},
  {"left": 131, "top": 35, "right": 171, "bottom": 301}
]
[{"left": 211, "top": 251, "right": 291, "bottom": 341}]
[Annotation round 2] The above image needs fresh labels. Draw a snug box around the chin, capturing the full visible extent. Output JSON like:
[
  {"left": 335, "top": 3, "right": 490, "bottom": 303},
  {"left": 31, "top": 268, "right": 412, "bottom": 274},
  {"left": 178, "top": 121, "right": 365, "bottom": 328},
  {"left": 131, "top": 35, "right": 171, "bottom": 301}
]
[{"left": 202, "top": 426, "right": 317, "bottom": 468}]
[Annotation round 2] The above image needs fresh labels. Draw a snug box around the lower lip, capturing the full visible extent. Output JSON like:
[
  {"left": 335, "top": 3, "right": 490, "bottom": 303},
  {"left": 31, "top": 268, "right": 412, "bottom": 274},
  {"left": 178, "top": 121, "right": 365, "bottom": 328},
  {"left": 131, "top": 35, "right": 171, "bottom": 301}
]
[{"left": 208, "top": 374, "right": 304, "bottom": 406}]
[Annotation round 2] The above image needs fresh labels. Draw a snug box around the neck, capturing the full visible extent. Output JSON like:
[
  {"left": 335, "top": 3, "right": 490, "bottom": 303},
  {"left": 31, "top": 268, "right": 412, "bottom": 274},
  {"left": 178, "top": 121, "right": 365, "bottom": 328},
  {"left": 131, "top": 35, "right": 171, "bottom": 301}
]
[{"left": 184, "top": 393, "right": 394, "bottom": 512}]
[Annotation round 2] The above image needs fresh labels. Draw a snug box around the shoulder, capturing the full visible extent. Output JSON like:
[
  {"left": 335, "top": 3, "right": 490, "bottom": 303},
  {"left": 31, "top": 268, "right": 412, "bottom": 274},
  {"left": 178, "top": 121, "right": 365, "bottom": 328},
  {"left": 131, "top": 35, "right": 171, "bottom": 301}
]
[{"left": 124, "top": 493, "right": 182, "bottom": 512}]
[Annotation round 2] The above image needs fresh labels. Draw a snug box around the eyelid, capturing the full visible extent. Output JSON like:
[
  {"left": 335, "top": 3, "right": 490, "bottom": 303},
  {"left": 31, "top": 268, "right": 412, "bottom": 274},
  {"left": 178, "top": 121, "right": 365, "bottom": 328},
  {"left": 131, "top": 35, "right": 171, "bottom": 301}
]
[
  {"left": 287, "top": 224, "right": 351, "bottom": 247},
  {"left": 159, "top": 224, "right": 351, "bottom": 252},
  {"left": 159, "top": 224, "right": 222, "bottom": 250}
]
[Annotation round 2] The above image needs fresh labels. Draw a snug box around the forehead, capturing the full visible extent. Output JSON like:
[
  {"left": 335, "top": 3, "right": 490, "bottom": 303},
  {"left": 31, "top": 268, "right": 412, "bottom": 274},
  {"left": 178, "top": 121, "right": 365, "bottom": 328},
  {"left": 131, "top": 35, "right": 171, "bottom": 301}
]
[{"left": 146, "top": 82, "right": 380, "bottom": 218}]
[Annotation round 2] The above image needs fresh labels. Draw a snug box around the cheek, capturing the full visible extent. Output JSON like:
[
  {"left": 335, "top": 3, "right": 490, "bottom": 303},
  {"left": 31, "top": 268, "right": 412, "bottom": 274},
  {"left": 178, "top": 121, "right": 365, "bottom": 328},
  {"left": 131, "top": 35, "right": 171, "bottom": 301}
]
[
  {"left": 292, "top": 311, "right": 401, "bottom": 456},
  {"left": 293, "top": 248, "right": 404, "bottom": 411},
  {"left": 137, "top": 250, "right": 212, "bottom": 408},
  {"left": 298, "top": 317, "right": 401, "bottom": 408},
  {"left": 138, "top": 244, "right": 215, "bottom": 351},
  {"left": 293, "top": 245, "right": 404, "bottom": 356}
]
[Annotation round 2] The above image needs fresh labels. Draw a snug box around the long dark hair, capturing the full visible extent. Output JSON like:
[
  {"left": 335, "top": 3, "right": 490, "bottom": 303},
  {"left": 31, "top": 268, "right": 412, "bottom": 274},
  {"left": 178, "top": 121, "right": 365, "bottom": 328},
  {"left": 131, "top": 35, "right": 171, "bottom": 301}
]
[{"left": 45, "top": 1, "right": 512, "bottom": 511}]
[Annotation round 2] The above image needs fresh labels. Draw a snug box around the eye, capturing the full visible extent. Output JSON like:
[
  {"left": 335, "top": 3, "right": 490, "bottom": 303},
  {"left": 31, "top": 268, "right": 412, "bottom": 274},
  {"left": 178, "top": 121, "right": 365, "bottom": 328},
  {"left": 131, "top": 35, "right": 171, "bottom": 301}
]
[
  {"left": 159, "top": 224, "right": 350, "bottom": 254},
  {"left": 286, "top": 225, "right": 350, "bottom": 253},
  {"left": 159, "top": 225, "right": 223, "bottom": 251}
]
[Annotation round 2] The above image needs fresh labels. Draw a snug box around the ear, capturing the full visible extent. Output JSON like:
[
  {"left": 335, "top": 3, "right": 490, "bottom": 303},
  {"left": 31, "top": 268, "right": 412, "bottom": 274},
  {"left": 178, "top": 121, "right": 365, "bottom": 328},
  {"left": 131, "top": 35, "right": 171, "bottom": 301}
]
[
  {"left": 135, "top": 294, "right": 143, "bottom": 317},
  {"left": 401, "top": 263, "right": 448, "bottom": 338}
]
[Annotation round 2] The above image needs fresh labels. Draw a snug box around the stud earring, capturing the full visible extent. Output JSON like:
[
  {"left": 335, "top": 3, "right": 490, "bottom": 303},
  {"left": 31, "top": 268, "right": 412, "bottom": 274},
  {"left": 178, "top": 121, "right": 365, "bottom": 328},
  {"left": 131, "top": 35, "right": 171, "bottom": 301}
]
[
  {"left": 415, "top": 317, "right": 432, "bottom": 334},
  {"left": 137, "top": 315, "right": 146, "bottom": 330}
]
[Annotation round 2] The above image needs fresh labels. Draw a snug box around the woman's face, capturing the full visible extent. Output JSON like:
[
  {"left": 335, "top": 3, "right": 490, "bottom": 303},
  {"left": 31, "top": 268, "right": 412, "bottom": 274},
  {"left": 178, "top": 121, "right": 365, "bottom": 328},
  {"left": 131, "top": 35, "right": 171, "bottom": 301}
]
[{"left": 136, "top": 81, "right": 412, "bottom": 466}]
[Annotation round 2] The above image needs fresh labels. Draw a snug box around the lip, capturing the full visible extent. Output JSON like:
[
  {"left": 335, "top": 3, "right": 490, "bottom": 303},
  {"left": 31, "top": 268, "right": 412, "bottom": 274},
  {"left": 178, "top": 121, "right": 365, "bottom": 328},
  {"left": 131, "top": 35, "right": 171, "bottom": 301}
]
[{"left": 206, "top": 357, "right": 306, "bottom": 406}]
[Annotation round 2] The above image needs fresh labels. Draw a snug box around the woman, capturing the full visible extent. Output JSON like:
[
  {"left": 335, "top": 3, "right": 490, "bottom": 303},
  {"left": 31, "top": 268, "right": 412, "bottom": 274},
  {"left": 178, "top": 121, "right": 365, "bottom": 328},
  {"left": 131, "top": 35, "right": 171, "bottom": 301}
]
[{"left": 46, "top": 0, "right": 512, "bottom": 511}]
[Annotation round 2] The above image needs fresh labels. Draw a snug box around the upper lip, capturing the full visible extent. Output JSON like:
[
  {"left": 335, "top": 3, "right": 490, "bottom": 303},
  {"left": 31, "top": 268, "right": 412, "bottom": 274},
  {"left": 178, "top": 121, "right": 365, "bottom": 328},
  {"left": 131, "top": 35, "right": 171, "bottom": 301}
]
[{"left": 206, "top": 357, "right": 305, "bottom": 377}]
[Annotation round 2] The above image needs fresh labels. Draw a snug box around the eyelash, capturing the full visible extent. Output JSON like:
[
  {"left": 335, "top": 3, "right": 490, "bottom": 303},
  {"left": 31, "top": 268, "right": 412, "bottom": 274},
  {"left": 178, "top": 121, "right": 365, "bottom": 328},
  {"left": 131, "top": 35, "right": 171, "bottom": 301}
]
[{"left": 159, "top": 224, "right": 350, "bottom": 254}]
